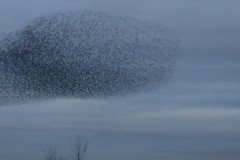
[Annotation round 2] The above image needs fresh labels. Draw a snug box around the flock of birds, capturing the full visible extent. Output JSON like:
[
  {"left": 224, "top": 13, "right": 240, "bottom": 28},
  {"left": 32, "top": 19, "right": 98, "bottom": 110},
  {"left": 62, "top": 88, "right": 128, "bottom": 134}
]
[{"left": 0, "top": 10, "right": 177, "bottom": 105}]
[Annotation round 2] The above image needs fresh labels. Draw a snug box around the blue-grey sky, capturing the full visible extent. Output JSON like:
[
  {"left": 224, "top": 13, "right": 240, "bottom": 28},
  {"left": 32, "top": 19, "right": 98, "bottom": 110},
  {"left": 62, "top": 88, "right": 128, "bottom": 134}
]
[{"left": 0, "top": 0, "right": 240, "bottom": 160}]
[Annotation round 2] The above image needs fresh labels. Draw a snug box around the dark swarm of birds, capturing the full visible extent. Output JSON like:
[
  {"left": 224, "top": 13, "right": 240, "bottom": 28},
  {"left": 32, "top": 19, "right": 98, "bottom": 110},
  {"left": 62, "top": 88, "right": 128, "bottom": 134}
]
[{"left": 0, "top": 10, "right": 178, "bottom": 104}]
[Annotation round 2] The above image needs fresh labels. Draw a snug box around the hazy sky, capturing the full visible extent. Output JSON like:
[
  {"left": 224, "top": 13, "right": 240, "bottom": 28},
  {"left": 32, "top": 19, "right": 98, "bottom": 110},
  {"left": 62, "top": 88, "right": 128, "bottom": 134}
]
[{"left": 0, "top": 0, "right": 240, "bottom": 160}]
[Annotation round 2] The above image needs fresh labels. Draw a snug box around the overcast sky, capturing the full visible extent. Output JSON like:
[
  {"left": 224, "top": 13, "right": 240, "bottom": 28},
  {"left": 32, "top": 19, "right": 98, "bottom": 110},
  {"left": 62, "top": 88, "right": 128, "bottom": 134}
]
[{"left": 0, "top": 0, "right": 240, "bottom": 160}]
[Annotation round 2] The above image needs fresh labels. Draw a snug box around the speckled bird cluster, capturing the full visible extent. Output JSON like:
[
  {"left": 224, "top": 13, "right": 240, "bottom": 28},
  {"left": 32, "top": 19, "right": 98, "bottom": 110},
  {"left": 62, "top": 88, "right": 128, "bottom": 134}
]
[{"left": 0, "top": 10, "right": 177, "bottom": 104}]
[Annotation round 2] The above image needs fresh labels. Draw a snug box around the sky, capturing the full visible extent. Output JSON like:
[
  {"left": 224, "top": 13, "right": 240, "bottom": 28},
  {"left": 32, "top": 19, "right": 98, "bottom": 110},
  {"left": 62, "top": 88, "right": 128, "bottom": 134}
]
[{"left": 0, "top": 0, "right": 240, "bottom": 160}]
